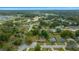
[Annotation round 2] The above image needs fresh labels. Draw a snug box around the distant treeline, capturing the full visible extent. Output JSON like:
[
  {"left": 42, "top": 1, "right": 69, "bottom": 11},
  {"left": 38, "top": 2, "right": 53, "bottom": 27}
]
[{"left": 0, "top": 10, "right": 79, "bottom": 17}]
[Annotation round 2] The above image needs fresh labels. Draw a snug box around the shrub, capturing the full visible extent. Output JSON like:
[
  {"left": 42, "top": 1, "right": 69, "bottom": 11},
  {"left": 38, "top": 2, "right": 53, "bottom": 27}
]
[
  {"left": 34, "top": 44, "right": 41, "bottom": 51},
  {"left": 25, "top": 36, "right": 33, "bottom": 45},
  {"left": 13, "top": 39, "right": 22, "bottom": 46},
  {"left": 2, "top": 43, "right": 17, "bottom": 51}
]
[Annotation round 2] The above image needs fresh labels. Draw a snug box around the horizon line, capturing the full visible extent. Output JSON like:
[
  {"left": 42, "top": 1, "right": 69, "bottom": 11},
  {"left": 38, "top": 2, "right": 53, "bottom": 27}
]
[{"left": 0, "top": 7, "right": 79, "bottom": 10}]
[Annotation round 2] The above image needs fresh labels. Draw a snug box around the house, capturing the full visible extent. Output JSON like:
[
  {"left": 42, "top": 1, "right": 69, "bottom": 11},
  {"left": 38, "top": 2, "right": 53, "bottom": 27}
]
[
  {"left": 50, "top": 37, "right": 57, "bottom": 43},
  {"left": 60, "top": 38, "right": 65, "bottom": 43}
]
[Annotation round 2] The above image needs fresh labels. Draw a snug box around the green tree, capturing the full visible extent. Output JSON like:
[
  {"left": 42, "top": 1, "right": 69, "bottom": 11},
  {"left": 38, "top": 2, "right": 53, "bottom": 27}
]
[
  {"left": 31, "top": 29, "right": 39, "bottom": 36},
  {"left": 0, "top": 32, "right": 10, "bottom": 42},
  {"left": 75, "top": 30, "right": 79, "bottom": 37},
  {"left": 49, "top": 21, "right": 61, "bottom": 28},
  {"left": 40, "top": 30, "right": 49, "bottom": 39},
  {"left": 60, "top": 30, "right": 75, "bottom": 39}
]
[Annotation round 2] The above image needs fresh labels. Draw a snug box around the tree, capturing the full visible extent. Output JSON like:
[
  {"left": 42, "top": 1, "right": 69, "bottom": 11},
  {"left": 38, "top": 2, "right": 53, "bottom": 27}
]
[
  {"left": 31, "top": 29, "right": 39, "bottom": 36},
  {"left": 62, "top": 21, "right": 69, "bottom": 27},
  {"left": 49, "top": 21, "right": 60, "bottom": 28},
  {"left": 66, "top": 40, "right": 78, "bottom": 51},
  {"left": 40, "top": 30, "right": 49, "bottom": 39},
  {"left": 74, "top": 38, "right": 79, "bottom": 43},
  {"left": 60, "top": 30, "right": 75, "bottom": 39},
  {"left": 56, "top": 28, "right": 61, "bottom": 33},
  {"left": 0, "top": 32, "right": 10, "bottom": 42},
  {"left": 39, "top": 20, "right": 48, "bottom": 27},
  {"left": 75, "top": 30, "right": 79, "bottom": 37}
]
